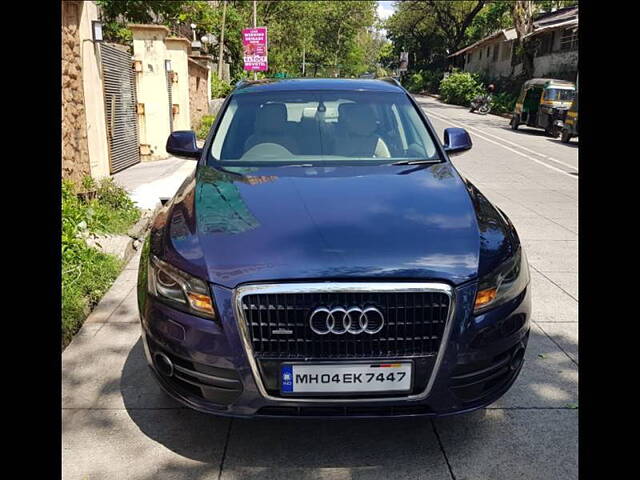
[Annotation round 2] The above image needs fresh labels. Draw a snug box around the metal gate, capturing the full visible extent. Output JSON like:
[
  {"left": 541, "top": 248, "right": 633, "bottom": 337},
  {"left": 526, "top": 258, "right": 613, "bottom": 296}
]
[
  {"left": 100, "top": 43, "right": 140, "bottom": 173},
  {"left": 167, "top": 70, "right": 173, "bottom": 132}
]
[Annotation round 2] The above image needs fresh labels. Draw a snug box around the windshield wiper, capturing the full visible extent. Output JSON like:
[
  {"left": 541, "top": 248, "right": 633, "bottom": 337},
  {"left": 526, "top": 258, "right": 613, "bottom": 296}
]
[{"left": 390, "top": 159, "right": 440, "bottom": 166}]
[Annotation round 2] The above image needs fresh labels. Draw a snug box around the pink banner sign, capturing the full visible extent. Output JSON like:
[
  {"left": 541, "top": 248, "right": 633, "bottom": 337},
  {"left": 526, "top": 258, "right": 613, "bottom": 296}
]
[{"left": 242, "top": 27, "right": 268, "bottom": 71}]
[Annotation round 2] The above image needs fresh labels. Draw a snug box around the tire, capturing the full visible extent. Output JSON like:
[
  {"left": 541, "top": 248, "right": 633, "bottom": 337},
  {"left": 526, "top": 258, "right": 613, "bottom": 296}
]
[
  {"left": 470, "top": 106, "right": 476, "bottom": 113},
  {"left": 479, "top": 105, "right": 491, "bottom": 115},
  {"left": 546, "top": 126, "right": 560, "bottom": 138},
  {"left": 561, "top": 130, "right": 572, "bottom": 143},
  {"left": 510, "top": 116, "right": 519, "bottom": 130}
]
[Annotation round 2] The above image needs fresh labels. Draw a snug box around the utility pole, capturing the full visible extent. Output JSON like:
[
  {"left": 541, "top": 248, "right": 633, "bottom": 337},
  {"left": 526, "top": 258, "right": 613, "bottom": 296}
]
[
  {"left": 217, "top": 0, "right": 227, "bottom": 80},
  {"left": 302, "top": 45, "right": 306, "bottom": 77},
  {"left": 253, "top": 0, "right": 257, "bottom": 80}
]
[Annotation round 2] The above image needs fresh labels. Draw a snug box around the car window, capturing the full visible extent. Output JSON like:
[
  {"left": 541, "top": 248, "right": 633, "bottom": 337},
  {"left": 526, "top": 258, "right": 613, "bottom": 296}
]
[
  {"left": 391, "top": 104, "right": 408, "bottom": 150},
  {"left": 209, "top": 90, "right": 439, "bottom": 165}
]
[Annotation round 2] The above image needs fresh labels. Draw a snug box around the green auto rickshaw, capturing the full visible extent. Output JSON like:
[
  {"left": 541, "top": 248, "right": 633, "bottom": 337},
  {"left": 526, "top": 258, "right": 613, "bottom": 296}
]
[{"left": 510, "top": 78, "right": 576, "bottom": 137}]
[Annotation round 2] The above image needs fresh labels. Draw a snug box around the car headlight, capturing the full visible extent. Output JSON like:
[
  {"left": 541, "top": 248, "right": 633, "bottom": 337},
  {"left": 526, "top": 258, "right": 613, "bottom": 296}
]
[
  {"left": 474, "top": 247, "right": 530, "bottom": 314},
  {"left": 147, "top": 254, "right": 216, "bottom": 319}
]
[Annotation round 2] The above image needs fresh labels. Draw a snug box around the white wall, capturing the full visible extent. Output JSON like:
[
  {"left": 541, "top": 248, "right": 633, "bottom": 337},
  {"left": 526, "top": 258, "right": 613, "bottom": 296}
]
[
  {"left": 131, "top": 25, "right": 172, "bottom": 160},
  {"left": 534, "top": 50, "right": 578, "bottom": 78},
  {"left": 165, "top": 38, "right": 192, "bottom": 131},
  {"left": 463, "top": 35, "right": 577, "bottom": 81},
  {"left": 462, "top": 39, "right": 513, "bottom": 79}
]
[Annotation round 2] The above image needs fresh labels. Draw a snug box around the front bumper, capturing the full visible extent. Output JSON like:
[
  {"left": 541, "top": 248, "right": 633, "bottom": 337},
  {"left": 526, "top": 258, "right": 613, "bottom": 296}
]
[{"left": 139, "top": 282, "right": 531, "bottom": 418}]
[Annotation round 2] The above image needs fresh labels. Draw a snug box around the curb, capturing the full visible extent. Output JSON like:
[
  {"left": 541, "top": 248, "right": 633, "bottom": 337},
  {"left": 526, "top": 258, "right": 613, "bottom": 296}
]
[
  {"left": 126, "top": 200, "right": 163, "bottom": 259},
  {"left": 417, "top": 93, "right": 512, "bottom": 119},
  {"left": 74, "top": 202, "right": 161, "bottom": 333},
  {"left": 85, "top": 202, "right": 161, "bottom": 267}
]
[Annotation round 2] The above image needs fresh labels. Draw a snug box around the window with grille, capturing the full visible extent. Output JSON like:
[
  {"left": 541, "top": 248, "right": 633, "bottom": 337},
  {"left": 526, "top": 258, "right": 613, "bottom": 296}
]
[{"left": 559, "top": 27, "right": 578, "bottom": 51}]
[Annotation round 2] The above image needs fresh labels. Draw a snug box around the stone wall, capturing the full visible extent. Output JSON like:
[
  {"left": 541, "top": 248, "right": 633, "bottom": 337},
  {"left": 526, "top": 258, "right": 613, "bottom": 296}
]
[
  {"left": 208, "top": 98, "right": 226, "bottom": 117},
  {"left": 62, "top": 1, "right": 91, "bottom": 184},
  {"left": 188, "top": 58, "right": 210, "bottom": 131}
]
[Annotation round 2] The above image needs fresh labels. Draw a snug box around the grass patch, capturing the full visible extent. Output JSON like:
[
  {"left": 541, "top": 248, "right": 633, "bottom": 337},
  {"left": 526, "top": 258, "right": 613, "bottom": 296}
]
[
  {"left": 62, "top": 177, "right": 141, "bottom": 348},
  {"left": 73, "top": 176, "right": 141, "bottom": 234},
  {"left": 197, "top": 114, "right": 216, "bottom": 140},
  {"left": 62, "top": 247, "right": 122, "bottom": 346}
]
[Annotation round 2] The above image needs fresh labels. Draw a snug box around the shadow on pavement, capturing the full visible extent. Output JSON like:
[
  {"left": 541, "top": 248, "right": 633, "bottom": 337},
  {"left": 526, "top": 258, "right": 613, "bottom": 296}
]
[
  {"left": 499, "top": 126, "right": 549, "bottom": 137},
  {"left": 547, "top": 138, "right": 579, "bottom": 148},
  {"left": 112, "top": 325, "right": 577, "bottom": 479},
  {"left": 121, "top": 338, "right": 229, "bottom": 463}
]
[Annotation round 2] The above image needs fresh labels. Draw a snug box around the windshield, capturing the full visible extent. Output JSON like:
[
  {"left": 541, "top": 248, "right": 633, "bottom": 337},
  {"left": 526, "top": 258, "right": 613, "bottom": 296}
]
[
  {"left": 543, "top": 88, "right": 575, "bottom": 102},
  {"left": 208, "top": 91, "right": 440, "bottom": 166}
]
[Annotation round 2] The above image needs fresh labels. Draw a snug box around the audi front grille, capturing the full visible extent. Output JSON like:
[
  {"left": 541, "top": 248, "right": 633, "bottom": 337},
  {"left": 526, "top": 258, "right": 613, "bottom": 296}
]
[{"left": 235, "top": 283, "right": 453, "bottom": 359}]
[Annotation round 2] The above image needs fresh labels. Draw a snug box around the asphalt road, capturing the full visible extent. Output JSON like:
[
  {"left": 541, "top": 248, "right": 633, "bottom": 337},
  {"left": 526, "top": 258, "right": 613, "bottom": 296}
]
[{"left": 62, "top": 96, "right": 578, "bottom": 480}]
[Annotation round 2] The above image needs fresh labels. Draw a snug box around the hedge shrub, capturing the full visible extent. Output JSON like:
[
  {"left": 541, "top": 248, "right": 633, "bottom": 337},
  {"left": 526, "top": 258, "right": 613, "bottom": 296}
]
[
  {"left": 439, "top": 72, "right": 484, "bottom": 106},
  {"left": 62, "top": 178, "right": 141, "bottom": 348},
  {"left": 197, "top": 115, "right": 216, "bottom": 140},
  {"left": 403, "top": 70, "right": 443, "bottom": 94},
  {"left": 491, "top": 91, "right": 518, "bottom": 115},
  {"left": 211, "top": 74, "right": 232, "bottom": 99}
]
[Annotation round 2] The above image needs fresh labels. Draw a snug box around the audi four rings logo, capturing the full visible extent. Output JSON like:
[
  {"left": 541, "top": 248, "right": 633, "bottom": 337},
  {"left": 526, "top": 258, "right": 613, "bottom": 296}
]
[{"left": 309, "top": 306, "right": 385, "bottom": 335}]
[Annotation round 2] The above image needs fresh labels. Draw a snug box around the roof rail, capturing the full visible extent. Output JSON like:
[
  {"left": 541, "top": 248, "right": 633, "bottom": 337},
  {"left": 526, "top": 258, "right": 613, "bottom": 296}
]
[
  {"left": 378, "top": 77, "right": 402, "bottom": 88},
  {"left": 234, "top": 79, "right": 250, "bottom": 89},
  {"left": 234, "top": 78, "right": 281, "bottom": 90}
]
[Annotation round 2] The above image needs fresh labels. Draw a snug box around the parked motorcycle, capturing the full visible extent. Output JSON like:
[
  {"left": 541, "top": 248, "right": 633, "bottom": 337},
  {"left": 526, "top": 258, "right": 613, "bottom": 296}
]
[{"left": 469, "top": 93, "right": 492, "bottom": 114}]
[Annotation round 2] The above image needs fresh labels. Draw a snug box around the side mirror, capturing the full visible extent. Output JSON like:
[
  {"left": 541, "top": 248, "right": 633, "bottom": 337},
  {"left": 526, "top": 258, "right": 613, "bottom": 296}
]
[
  {"left": 166, "top": 131, "right": 202, "bottom": 159},
  {"left": 443, "top": 128, "right": 472, "bottom": 156}
]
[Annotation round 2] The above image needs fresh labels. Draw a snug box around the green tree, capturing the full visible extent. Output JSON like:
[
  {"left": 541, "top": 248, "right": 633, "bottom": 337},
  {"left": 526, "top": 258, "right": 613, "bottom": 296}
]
[
  {"left": 511, "top": 0, "right": 535, "bottom": 79},
  {"left": 96, "top": 0, "right": 380, "bottom": 80},
  {"left": 96, "top": 0, "right": 187, "bottom": 43},
  {"left": 385, "top": 1, "right": 488, "bottom": 72},
  {"left": 466, "top": 1, "right": 514, "bottom": 42}
]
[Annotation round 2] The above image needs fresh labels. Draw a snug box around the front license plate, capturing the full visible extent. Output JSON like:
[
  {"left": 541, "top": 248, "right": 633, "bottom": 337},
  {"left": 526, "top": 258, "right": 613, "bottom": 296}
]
[{"left": 280, "top": 362, "right": 412, "bottom": 394}]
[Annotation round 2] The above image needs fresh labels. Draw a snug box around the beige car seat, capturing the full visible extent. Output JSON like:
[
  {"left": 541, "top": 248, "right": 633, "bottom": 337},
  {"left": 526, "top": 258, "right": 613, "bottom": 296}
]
[
  {"left": 334, "top": 103, "right": 390, "bottom": 158},
  {"left": 244, "top": 103, "right": 299, "bottom": 154}
]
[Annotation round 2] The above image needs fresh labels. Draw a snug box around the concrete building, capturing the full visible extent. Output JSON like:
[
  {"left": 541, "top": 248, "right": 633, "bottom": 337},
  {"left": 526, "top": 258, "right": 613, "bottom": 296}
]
[
  {"left": 62, "top": 2, "right": 216, "bottom": 181},
  {"left": 449, "top": 6, "right": 578, "bottom": 81},
  {"left": 165, "top": 37, "right": 193, "bottom": 132}
]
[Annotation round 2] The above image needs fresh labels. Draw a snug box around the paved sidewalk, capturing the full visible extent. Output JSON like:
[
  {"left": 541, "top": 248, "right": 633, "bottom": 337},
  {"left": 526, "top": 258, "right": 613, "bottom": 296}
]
[{"left": 113, "top": 157, "right": 197, "bottom": 210}]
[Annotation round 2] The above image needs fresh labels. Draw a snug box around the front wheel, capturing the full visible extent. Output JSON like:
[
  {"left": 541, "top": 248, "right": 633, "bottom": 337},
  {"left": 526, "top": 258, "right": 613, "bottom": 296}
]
[
  {"left": 510, "top": 116, "right": 519, "bottom": 130},
  {"left": 546, "top": 125, "right": 560, "bottom": 138},
  {"left": 561, "top": 130, "right": 572, "bottom": 143},
  {"left": 478, "top": 104, "right": 491, "bottom": 115}
]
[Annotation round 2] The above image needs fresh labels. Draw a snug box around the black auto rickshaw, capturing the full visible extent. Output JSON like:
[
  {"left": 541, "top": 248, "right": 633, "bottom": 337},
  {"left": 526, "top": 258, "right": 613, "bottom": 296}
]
[{"left": 510, "top": 78, "right": 576, "bottom": 137}]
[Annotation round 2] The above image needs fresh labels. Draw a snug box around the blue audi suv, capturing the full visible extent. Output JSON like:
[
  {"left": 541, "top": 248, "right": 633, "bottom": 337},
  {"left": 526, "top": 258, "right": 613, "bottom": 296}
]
[{"left": 137, "top": 78, "right": 531, "bottom": 418}]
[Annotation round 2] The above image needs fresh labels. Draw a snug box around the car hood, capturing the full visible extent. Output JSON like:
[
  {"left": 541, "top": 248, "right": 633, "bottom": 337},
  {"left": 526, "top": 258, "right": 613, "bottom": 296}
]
[{"left": 156, "top": 163, "right": 516, "bottom": 289}]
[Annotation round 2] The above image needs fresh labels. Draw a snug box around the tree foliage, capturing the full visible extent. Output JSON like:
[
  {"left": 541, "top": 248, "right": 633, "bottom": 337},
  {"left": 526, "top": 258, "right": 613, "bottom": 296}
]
[
  {"left": 511, "top": 0, "right": 535, "bottom": 79},
  {"left": 385, "top": 1, "right": 490, "bottom": 72},
  {"left": 385, "top": 0, "right": 578, "bottom": 79},
  {"left": 96, "top": 0, "right": 385, "bottom": 80}
]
